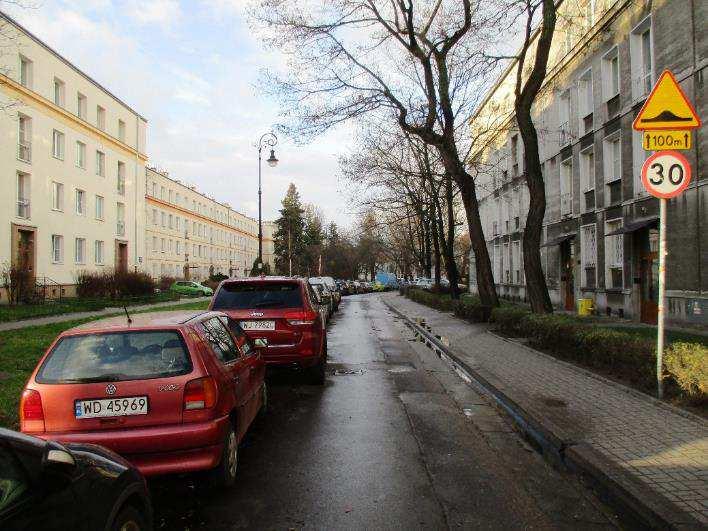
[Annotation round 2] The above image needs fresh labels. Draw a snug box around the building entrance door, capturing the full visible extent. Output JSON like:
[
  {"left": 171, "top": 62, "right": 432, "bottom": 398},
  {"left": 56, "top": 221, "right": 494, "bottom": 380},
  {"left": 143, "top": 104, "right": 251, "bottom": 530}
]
[
  {"left": 640, "top": 229, "right": 659, "bottom": 324},
  {"left": 115, "top": 241, "right": 128, "bottom": 273},
  {"left": 560, "top": 239, "right": 575, "bottom": 311}
]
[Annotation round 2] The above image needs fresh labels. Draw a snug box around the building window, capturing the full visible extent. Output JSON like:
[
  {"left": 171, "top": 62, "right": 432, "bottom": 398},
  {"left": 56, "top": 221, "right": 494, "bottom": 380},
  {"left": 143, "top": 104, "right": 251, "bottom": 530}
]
[
  {"left": 16, "top": 172, "right": 30, "bottom": 219},
  {"left": 152, "top": 236, "right": 158, "bottom": 252},
  {"left": 176, "top": 217, "right": 181, "bottom": 231},
  {"left": 52, "top": 130, "right": 65, "bottom": 160},
  {"left": 169, "top": 214, "right": 174, "bottom": 229},
  {"left": 75, "top": 189, "right": 86, "bottom": 215},
  {"left": 96, "top": 151, "right": 105, "bottom": 176},
  {"left": 53, "top": 77, "right": 65, "bottom": 107},
  {"left": 74, "top": 238, "right": 86, "bottom": 264},
  {"left": 75, "top": 141, "right": 86, "bottom": 169},
  {"left": 51, "top": 235, "right": 63, "bottom": 263},
  {"left": 77, "top": 93, "right": 87, "bottom": 119},
  {"left": 152, "top": 209, "right": 158, "bottom": 225},
  {"left": 95, "top": 240, "right": 104, "bottom": 265},
  {"left": 176, "top": 241, "right": 181, "bottom": 255},
  {"left": 560, "top": 158, "right": 572, "bottom": 217},
  {"left": 52, "top": 181, "right": 64, "bottom": 211},
  {"left": 19, "top": 55, "right": 33, "bottom": 88},
  {"left": 602, "top": 46, "right": 620, "bottom": 101},
  {"left": 578, "top": 69, "right": 593, "bottom": 135},
  {"left": 580, "top": 224, "right": 597, "bottom": 287},
  {"left": 117, "top": 162, "right": 126, "bottom": 195},
  {"left": 118, "top": 119, "right": 126, "bottom": 142},
  {"left": 18, "top": 113, "right": 31, "bottom": 162},
  {"left": 97, "top": 106, "right": 106, "bottom": 130},
  {"left": 161, "top": 212, "right": 166, "bottom": 227},
  {"left": 512, "top": 241, "right": 521, "bottom": 284},
  {"left": 632, "top": 130, "right": 651, "bottom": 197},
  {"left": 117, "top": 202, "right": 125, "bottom": 236},
  {"left": 161, "top": 238, "right": 165, "bottom": 253},
  {"left": 605, "top": 219, "right": 623, "bottom": 289},
  {"left": 580, "top": 147, "right": 595, "bottom": 211},
  {"left": 152, "top": 182, "right": 157, "bottom": 196},
  {"left": 603, "top": 132, "right": 621, "bottom": 183},
  {"left": 95, "top": 195, "right": 104, "bottom": 220},
  {"left": 510, "top": 134, "right": 519, "bottom": 176},
  {"left": 559, "top": 90, "right": 571, "bottom": 146},
  {"left": 631, "top": 16, "right": 653, "bottom": 100}
]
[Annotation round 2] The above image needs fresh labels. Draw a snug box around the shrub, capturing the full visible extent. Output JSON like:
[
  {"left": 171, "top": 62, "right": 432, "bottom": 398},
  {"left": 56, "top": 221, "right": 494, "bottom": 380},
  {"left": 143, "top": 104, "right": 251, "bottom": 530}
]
[
  {"left": 114, "top": 271, "right": 155, "bottom": 297},
  {"left": 75, "top": 270, "right": 155, "bottom": 299},
  {"left": 489, "top": 306, "right": 531, "bottom": 334},
  {"left": 407, "top": 288, "right": 456, "bottom": 312},
  {"left": 158, "top": 276, "right": 178, "bottom": 292},
  {"left": 452, "top": 295, "right": 492, "bottom": 322},
  {"left": 1, "top": 262, "right": 34, "bottom": 304},
  {"left": 665, "top": 342, "right": 708, "bottom": 403}
]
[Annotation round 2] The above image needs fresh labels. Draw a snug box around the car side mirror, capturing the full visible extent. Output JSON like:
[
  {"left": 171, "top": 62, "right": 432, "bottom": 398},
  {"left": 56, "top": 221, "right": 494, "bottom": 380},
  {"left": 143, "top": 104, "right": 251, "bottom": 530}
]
[
  {"left": 253, "top": 338, "right": 268, "bottom": 348},
  {"left": 43, "top": 442, "right": 76, "bottom": 471}
]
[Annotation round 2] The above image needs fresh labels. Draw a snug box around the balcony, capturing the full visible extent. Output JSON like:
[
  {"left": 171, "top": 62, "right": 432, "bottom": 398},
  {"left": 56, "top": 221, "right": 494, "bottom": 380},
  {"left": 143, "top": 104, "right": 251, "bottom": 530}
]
[{"left": 18, "top": 140, "right": 31, "bottom": 163}]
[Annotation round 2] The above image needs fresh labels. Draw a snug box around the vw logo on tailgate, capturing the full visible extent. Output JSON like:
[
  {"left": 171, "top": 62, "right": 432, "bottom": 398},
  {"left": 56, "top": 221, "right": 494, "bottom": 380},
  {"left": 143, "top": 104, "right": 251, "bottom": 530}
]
[{"left": 105, "top": 383, "right": 117, "bottom": 395}]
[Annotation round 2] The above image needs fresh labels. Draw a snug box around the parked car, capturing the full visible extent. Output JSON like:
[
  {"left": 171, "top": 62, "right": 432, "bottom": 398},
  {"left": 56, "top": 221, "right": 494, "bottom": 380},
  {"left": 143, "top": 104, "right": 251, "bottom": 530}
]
[
  {"left": 0, "top": 427, "right": 153, "bottom": 531},
  {"left": 319, "top": 277, "right": 341, "bottom": 309},
  {"left": 414, "top": 278, "right": 434, "bottom": 290},
  {"left": 210, "top": 277, "right": 327, "bottom": 384},
  {"left": 308, "top": 284, "right": 331, "bottom": 325},
  {"left": 372, "top": 281, "right": 386, "bottom": 292},
  {"left": 20, "top": 310, "right": 266, "bottom": 487},
  {"left": 170, "top": 280, "right": 213, "bottom": 297},
  {"left": 309, "top": 278, "right": 335, "bottom": 315}
]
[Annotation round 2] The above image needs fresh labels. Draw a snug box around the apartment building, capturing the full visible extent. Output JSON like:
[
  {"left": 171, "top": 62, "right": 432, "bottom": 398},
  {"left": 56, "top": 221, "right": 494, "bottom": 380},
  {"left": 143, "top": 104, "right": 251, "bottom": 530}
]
[
  {"left": 145, "top": 167, "right": 275, "bottom": 281},
  {"left": 0, "top": 12, "right": 147, "bottom": 296},
  {"left": 470, "top": 0, "right": 706, "bottom": 326}
]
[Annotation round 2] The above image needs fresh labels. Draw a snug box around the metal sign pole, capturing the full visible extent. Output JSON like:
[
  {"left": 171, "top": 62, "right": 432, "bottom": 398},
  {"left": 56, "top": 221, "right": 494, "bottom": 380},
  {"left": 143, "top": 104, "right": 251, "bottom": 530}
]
[{"left": 656, "top": 198, "right": 667, "bottom": 399}]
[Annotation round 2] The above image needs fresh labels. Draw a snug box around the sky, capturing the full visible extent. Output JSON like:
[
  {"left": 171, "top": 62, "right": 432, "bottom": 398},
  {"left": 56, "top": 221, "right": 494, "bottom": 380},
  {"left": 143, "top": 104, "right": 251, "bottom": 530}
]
[{"left": 5, "top": 0, "right": 356, "bottom": 227}]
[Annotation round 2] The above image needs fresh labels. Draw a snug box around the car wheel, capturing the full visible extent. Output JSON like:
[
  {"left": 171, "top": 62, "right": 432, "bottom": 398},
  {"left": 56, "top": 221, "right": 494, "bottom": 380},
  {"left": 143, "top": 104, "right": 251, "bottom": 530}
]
[
  {"left": 112, "top": 504, "right": 148, "bottom": 531},
  {"left": 209, "top": 424, "right": 238, "bottom": 488}
]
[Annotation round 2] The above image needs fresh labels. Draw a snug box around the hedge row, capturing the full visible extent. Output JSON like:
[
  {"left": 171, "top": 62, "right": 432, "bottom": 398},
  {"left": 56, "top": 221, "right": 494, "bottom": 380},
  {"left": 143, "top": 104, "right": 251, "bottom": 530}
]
[{"left": 403, "top": 288, "right": 707, "bottom": 405}]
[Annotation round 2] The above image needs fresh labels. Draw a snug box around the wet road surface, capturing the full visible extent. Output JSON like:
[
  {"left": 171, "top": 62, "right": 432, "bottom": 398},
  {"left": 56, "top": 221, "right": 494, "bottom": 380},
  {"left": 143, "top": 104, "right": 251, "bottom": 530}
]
[{"left": 151, "top": 294, "right": 619, "bottom": 530}]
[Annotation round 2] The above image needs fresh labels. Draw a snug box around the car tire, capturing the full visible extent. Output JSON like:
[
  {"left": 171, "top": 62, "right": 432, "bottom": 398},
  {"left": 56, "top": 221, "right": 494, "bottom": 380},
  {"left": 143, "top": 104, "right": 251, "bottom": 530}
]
[
  {"left": 112, "top": 504, "right": 148, "bottom": 531},
  {"left": 209, "top": 424, "right": 238, "bottom": 488},
  {"left": 307, "top": 338, "right": 327, "bottom": 385}
]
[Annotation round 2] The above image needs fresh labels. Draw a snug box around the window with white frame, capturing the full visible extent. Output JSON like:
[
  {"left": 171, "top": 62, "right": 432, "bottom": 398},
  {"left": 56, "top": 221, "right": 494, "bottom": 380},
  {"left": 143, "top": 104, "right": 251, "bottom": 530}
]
[
  {"left": 503, "top": 242, "right": 510, "bottom": 283},
  {"left": 94, "top": 240, "right": 104, "bottom": 264},
  {"left": 605, "top": 219, "right": 623, "bottom": 288},
  {"left": 52, "top": 130, "right": 65, "bottom": 159},
  {"left": 97, "top": 105, "right": 106, "bottom": 130},
  {"left": 176, "top": 217, "right": 181, "bottom": 231},
  {"left": 580, "top": 147, "right": 595, "bottom": 211},
  {"left": 51, "top": 235, "right": 63, "bottom": 263},
  {"left": 53, "top": 77, "right": 65, "bottom": 107},
  {"left": 75, "top": 141, "right": 86, "bottom": 169},
  {"left": 77, "top": 93, "right": 87, "bottom": 119},
  {"left": 578, "top": 69, "right": 593, "bottom": 135},
  {"left": 512, "top": 241, "right": 521, "bottom": 284},
  {"left": 52, "top": 181, "right": 64, "bottom": 211},
  {"left": 559, "top": 90, "right": 571, "bottom": 145},
  {"left": 510, "top": 134, "right": 519, "bottom": 175},
  {"left": 95, "top": 195, "right": 104, "bottom": 220},
  {"left": 118, "top": 119, "right": 126, "bottom": 142},
  {"left": 580, "top": 224, "right": 597, "bottom": 287},
  {"left": 152, "top": 236, "right": 158, "bottom": 252},
  {"left": 96, "top": 151, "right": 105, "bottom": 176},
  {"left": 632, "top": 130, "right": 651, "bottom": 197},
  {"left": 117, "top": 162, "right": 126, "bottom": 195},
  {"left": 117, "top": 202, "right": 125, "bottom": 236},
  {"left": 75, "top": 237, "right": 86, "bottom": 264},
  {"left": 152, "top": 209, "right": 157, "bottom": 225},
  {"left": 602, "top": 47, "right": 620, "bottom": 100},
  {"left": 75, "top": 189, "right": 86, "bottom": 215},
  {"left": 161, "top": 212, "right": 166, "bottom": 227},
  {"left": 169, "top": 214, "right": 174, "bottom": 229},
  {"left": 16, "top": 172, "right": 30, "bottom": 219},
  {"left": 19, "top": 55, "right": 33, "bottom": 88},
  {"left": 18, "top": 114, "right": 31, "bottom": 162},
  {"left": 560, "top": 158, "right": 573, "bottom": 216},
  {"left": 161, "top": 238, "right": 165, "bottom": 253},
  {"left": 176, "top": 241, "right": 181, "bottom": 255},
  {"left": 630, "top": 16, "right": 653, "bottom": 100},
  {"left": 603, "top": 132, "right": 621, "bottom": 183}
]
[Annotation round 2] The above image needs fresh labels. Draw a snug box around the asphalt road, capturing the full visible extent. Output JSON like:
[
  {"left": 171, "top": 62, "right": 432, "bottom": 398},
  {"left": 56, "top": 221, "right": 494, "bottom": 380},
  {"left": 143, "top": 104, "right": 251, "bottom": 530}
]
[{"left": 151, "top": 294, "right": 619, "bottom": 530}]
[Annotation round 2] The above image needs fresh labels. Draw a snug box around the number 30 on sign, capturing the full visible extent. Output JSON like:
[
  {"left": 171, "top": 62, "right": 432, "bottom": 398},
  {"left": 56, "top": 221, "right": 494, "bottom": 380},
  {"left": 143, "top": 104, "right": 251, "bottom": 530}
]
[{"left": 641, "top": 151, "right": 692, "bottom": 199}]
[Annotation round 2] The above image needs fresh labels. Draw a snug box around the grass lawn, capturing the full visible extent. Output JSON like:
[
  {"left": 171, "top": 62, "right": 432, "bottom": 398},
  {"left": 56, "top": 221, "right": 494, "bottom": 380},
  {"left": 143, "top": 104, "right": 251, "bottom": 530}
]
[
  {"left": 0, "top": 299, "right": 210, "bottom": 430},
  {"left": 0, "top": 292, "right": 183, "bottom": 323}
]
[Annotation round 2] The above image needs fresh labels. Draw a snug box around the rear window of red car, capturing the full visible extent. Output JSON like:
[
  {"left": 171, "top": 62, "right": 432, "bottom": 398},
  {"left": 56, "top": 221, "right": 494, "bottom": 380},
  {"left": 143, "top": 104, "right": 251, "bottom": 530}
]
[
  {"left": 212, "top": 282, "right": 303, "bottom": 310},
  {"left": 36, "top": 331, "right": 192, "bottom": 383}
]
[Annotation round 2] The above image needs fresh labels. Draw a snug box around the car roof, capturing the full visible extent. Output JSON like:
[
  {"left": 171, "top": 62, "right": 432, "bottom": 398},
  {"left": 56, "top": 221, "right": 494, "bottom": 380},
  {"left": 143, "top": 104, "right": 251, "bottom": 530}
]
[
  {"left": 221, "top": 276, "right": 301, "bottom": 284},
  {"left": 62, "top": 310, "right": 222, "bottom": 335}
]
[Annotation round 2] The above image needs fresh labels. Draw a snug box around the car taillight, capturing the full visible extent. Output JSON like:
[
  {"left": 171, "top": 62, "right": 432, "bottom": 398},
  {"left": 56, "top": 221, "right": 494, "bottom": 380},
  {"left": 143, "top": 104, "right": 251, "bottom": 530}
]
[
  {"left": 20, "top": 389, "right": 45, "bottom": 432},
  {"left": 286, "top": 310, "right": 318, "bottom": 326},
  {"left": 183, "top": 377, "right": 217, "bottom": 410}
]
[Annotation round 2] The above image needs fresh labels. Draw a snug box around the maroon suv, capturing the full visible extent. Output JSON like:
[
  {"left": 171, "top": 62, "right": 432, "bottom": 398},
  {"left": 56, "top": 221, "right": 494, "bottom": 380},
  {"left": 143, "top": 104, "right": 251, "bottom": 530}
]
[{"left": 209, "top": 277, "right": 327, "bottom": 384}]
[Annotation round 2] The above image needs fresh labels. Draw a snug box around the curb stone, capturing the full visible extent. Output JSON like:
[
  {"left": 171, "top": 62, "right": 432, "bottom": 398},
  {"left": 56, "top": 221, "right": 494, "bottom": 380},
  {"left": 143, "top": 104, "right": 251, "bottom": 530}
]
[{"left": 383, "top": 298, "right": 703, "bottom": 530}]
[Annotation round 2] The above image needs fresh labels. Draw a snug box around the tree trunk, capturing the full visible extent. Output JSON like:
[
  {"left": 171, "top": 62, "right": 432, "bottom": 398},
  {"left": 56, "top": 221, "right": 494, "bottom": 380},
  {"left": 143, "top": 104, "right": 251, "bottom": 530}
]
[
  {"left": 444, "top": 175, "right": 461, "bottom": 298},
  {"left": 431, "top": 199, "right": 442, "bottom": 286}
]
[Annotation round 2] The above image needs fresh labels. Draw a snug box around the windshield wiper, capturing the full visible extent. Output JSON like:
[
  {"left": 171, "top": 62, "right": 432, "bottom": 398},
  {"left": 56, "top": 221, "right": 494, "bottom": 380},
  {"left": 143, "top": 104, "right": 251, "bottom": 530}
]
[
  {"left": 67, "top": 373, "right": 128, "bottom": 383},
  {"left": 253, "top": 301, "right": 284, "bottom": 308}
]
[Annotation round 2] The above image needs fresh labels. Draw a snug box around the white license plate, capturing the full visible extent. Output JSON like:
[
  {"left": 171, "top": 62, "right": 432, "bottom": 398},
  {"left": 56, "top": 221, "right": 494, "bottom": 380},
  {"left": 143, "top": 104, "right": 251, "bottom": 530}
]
[
  {"left": 240, "top": 320, "right": 275, "bottom": 331},
  {"left": 75, "top": 396, "right": 149, "bottom": 419}
]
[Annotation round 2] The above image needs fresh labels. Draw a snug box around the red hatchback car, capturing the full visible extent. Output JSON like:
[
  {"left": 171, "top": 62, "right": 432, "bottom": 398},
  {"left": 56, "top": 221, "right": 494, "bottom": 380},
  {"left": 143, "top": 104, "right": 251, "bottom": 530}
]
[
  {"left": 20, "top": 310, "right": 266, "bottom": 486},
  {"left": 209, "top": 277, "right": 327, "bottom": 384}
]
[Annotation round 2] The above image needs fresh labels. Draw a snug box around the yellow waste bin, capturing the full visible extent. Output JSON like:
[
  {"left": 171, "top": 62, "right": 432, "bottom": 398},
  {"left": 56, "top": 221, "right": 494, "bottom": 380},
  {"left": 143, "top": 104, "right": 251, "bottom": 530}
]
[{"left": 577, "top": 298, "right": 594, "bottom": 316}]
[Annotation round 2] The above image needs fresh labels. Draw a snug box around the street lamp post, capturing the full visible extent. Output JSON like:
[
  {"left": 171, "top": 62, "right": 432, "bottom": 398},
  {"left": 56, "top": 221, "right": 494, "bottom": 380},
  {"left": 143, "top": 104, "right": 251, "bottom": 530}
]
[{"left": 257, "top": 132, "right": 279, "bottom": 271}]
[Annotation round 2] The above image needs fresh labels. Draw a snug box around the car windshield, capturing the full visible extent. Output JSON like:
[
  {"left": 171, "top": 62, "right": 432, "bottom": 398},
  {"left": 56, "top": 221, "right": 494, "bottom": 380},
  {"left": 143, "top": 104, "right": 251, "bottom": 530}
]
[
  {"left": 212, "top": 282, "right": 303, "bottom": 310},
  {"left": 36, "top": 331, "right": 192, "bottom": 383}
]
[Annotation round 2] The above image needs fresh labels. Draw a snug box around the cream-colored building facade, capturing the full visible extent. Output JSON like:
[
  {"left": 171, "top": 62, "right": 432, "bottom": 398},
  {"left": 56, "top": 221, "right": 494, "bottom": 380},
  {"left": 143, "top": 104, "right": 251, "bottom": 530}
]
[
  {"left": 0, "top": 12, "right": 147, "bottom": 296},
  {"left": 145, "top": 167, "right": 275, "bottom": 281}
]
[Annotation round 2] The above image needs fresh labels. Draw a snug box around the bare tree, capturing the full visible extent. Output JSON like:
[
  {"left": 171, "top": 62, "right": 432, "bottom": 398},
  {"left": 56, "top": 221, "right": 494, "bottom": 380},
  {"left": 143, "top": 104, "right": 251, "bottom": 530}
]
[{"left": 250, "top": 0, "right": 508, "bottom": 307}]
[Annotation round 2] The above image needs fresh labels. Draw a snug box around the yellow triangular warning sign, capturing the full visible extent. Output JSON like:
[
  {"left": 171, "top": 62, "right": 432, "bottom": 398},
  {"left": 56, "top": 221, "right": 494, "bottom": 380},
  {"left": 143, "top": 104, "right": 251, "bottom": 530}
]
[{"left": 633, "top": 70, "right": 701, "bottom": 131}]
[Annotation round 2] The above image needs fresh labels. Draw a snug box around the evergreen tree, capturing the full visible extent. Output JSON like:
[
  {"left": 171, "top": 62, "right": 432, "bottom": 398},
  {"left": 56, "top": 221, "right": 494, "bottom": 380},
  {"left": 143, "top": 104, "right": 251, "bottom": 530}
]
[
  {"left": 302, "top": 205, "right": 325, "bottom": 275},
  {"left": 273, "top": 183, "right": 305, "bottom": 276}
]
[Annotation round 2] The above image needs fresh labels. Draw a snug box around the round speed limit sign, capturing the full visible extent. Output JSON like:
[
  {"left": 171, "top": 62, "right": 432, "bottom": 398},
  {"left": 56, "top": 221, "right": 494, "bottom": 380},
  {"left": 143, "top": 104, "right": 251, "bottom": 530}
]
[{"left": 641, "top": 151, "right": 692, "bottom": 199}]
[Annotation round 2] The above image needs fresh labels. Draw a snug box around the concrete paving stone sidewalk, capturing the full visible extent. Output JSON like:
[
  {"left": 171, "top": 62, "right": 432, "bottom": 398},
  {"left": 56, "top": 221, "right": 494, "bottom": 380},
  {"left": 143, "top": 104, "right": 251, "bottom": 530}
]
[
  {"left": 0, "top": 297, "right": 210, "bottom": 332},
  {"left": 383, "top": 293, "right": 708, "bottom": 527}
]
